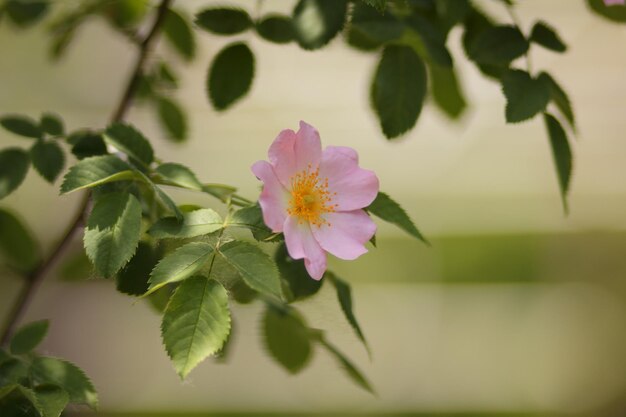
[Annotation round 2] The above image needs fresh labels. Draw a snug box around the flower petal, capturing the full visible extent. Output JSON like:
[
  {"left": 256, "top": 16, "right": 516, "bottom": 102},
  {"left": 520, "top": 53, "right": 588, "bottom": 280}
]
[
  {"left": 251, "top": 160, "right": 289, "bottom": 232},
  {"left": 311, "top": 210, "right": 376, "bottom": 260},
  {"left": 283, "top": 216, "right": 327, "bottom": 280},
  {"left": 319, "top": 146, "right": 379, "bottom": 211},
  {"left": 267, "top": 122, "right": 322, "bottom": 187}
]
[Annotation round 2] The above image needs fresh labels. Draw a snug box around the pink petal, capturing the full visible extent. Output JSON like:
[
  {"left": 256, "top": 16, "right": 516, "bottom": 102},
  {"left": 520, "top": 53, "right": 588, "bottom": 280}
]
[
  {"left": 251, "top": 160, "right": 289, "bottom": 232},
  {"left": 319, "top": 146, "right": 379, "bottom": 211},
  {"left": 267, "top": 122, "right": 322, "bottom": 187},
  {"left": 331, "top": 146, "right": 359, "bottom": 162},
  {"left": 311, "top": 210, "right": 376, "bottom": 260},
  {"left": 283, "top": 216, "right": 327, "bottom": 280}
]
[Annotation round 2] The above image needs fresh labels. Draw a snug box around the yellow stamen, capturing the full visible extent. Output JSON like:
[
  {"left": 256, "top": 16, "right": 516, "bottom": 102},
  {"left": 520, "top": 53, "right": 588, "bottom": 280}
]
[{"left": 287, "top": 164, "right": 337, "bottom": 227}]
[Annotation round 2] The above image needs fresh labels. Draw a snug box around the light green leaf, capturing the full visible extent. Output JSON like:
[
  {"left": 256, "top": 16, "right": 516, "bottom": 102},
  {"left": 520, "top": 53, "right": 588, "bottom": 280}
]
[
  {"left": 256, "top": 15, "right": 294, "bottom": 44},
  {"left": 149, "top": 209, "right": 223, "bottom": 239},
  {"left": 529, "top": 21, "right": 566, "bottom": 53},
  {"left": 103, "top": 123, "right": 154, "bottom": 167},
  {"left": 147, "top": 242, "right": 214, "bottom": 294},
  {"left": 429, "top": 63, "right": 467, "bottom": 119},
  {"left": 544, "top": 113, "right": 573, "bottom": 213},
  {"left": 218, "top": 240, "right": 283, "bottom": 299},
  {"left": 0, "top": 115, "right": 41, "bottom": 138},
  {"left": 155, "top": 162, "right": 202, "bottom": 191},
  {"left": 0, "top": 208, "right": 40, "bottom": 272},
  {"left": 327, "top": 273, "right": 369, "bottom": 354},
  {"left": 292, "top": 0, "right": 348, "bottom": 50},
  {"left": 58, "top": 249, "right": 93, "bottom": 281},
  {"left": 115, "top": 241, "right": 157, "bottom": 296},
  {"left": 60, "top": 155, "right": 137, "bottom": 194},
  {"left": 263, "top": 306, "right": 312, "bottom": 373},
  {"left": 84, "top": 192, "right": 142, "bottom": 278},
  {"left": 467, "top": 25, "right": 528, "bottom": 66},
  {"left": 195, "top": 8, "right": 252, "bottom": 35},
  {"left": 10, "top": 320, "right": 49, "bottom": 355},
  {"left": 0, "top": 148, "right": 29, "bottom": 199},
  {"left": 66, "top": 131, "right": 107, "bottom": 160},
  {"left": 202, "top": 183, "right": 237, "bottom": 203},
  {"left": 227, "top": 204, "right": 274, "bottom": 241},
  {"left": 162, "top": 277, "right": 231, "bottom": 379},
  {"left": 501, "top": 69, "right": 550, "bottom": 123},
  {"left": 39, "top": 113, "right": 64, "bottom": 136},
  {"left": 30, "top": 140, "right": 65, "bottom": 183},
  {"left": 207, "top": 42, "right": 255, "bottom": 111},
  {"left": 275, "top": 243, "right": 322, "bottom": 302},
  {"left": 538, "top": 72, "right": 575, "bottom": 130},
  {"left": 319, "top": 337, "right": 374, "bottom": 393},
  {"left": 367, "top": 192, "right": 428, "bottom": 243},
  {"left": 371, "top": 45, "right": 427, "bottom": 139},
  {"left": 156, "top": 96, "right": 187, "bottom": 142},
  {"left": 163, "top": 8, "right": 195, "bottom": 61},
  {"left": 34, "top": 385, "right": 69, "bottom": 417},
  {"left": 31, "top": 357, "right": 98, "bottom": 409}
]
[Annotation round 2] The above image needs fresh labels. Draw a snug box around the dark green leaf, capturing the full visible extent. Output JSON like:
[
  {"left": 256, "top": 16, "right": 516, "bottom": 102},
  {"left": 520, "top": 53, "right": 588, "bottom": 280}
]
[
  {"left": 346, "top": 2, "right": 403, "bottom": 51},
  {"left": 58, "top": 249, "right": 93, "bottom": 281},
  {"left": 155, "top": 162, "right": 202, "bottom": 191},
  {"left": 435, "top": 0, "right": 470, "bottom": 30},
  {"left": 544, "top": 113, "right": 573, "bottom": 213},
  {"left": 31, "top": 357, "right": 98, "bottom": 409},
  {"left": 67, "top": 131, "right": 108, "bottom": 160},
  {"left": 371, "top": 45, "right": 427, "bottom": 138},
  {"left": 467, "top": 25, "right": 528, "bottom": 66},
  {"left": 163, "top": 8, "right": 195, "bottom": 61},
  {"left": 195, "top": 8, "right": 252, "bottom": 35},
  {"left": 319, "top": 337, "right": 374, "bottom": 393},
  {"left": 84, "top": 192, "right": 142, "bottom": 278},
  {"left": 327, "top": 273, "right": 368, "bottom": 353},
  {"left": 34, "top": 385, "right": 69, "bottom": 417},
  {"left": 263, "top": 306, "right": 312, "bottom": 373},
  {"left": 0, "top": 115, "right": 40, "bottom": 138},
  {"left": 5, "top": 0, "right": 49, "bottom": 27},
  {"left": 60, "top": 155, "right": 136, "bottom": 194},
  {"left": 207, "top": 42, "right": 255, "bottom": 111},
  {"left": 30, "top": 140, "right": 64, "bottom": 183},
  {"left": 39, "top": 113, "right": 64, "bottom": 136},
  {"left": 529, "top": 21, "right": 566, "bottom": 53},
  {"left": 155, "top": 62, "right": 178, "bottom": 89},
  {"left": 0, "top": 359, "right": 29, "bottom": 385},
  {"left": 275, "top": 243, "right": 322, "bottom": 301},
  {"left": 538, "top": 72, "right": 575, "bottom": 130},
  {"left": 116, "top": 242, "right": 158, "bottom": 296},
  {"left": 149, "top": 209, "right": 223, "bottom": 239},
  {"left": 501, "top": 69, "right": 550, "bottom": 123},
  {"left": 147, "top": 242, "right": 214, "bottom": 294},
  {"left": 361, "top": 0, "right": 386, "bottom": 13},
  {"left": 228, "top": 279, "right": 257, "bottom": 304},
  {"left": 162, "top": 277, "right": 231, "bottom": 379},
  {"left": 0, "top": 384, "right": 42, "bottom": 416},
  {"left": 10, "top": 320, "right": 49, "bottom": 354},
  {"left": 292, "top": 0, "right": 348, "bottom": 50},
  {"left": 429, "top": 63, "right": 467, "bottom": 119},
  {"left": 256, "top": 15, "right": 294, "bottom": 44},
  {"left": 227, "top": 204, "right": 274, "bottom": 241},
  {"left": 156, "top": 96, "right": 187, "bottom": 142},
  {"left": 586, "top": 0, "right": 626, "bottom": 23},
  {"left": 103, "top": 0, "right": 148, "bottom": 28},
  {"left": 0, "top": 208, "right": 40, "bottom": 272},
  {"left": 103, "top": 122, "right": 154, "bottom": 167},
  {"left": 368, "top": 192, "right": 428, "bottom": 243},
  {"left": 134, "top": 169, "right": 183, "bottom": 221},
  {"left": 405, "top": 14, "right": 452, "bottom": 67},
  {"left": 0, "top": 148, "right": 29, "bottom": 199}
]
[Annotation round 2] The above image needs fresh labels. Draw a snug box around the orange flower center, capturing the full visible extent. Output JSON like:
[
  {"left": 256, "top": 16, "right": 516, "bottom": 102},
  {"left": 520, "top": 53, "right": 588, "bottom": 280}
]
[{"left": 287, "top": 165, "right": 337, "bottom": 227}]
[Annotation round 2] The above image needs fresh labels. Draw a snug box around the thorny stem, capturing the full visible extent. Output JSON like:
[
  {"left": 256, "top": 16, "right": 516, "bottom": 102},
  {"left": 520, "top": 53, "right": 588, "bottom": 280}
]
[{"left": 0, "top": 0, "right": 174, "bottom": 347}]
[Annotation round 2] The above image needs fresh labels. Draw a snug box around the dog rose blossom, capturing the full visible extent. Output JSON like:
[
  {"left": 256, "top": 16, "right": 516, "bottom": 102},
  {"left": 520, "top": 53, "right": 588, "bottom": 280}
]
[{"left": 252, "top": 121, "right": 379, "bottom": 280}]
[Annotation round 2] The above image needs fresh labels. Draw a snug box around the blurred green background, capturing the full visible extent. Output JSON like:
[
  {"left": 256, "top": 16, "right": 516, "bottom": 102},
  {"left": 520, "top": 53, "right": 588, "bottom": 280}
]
[{"left": 1, "top": 0, "right": 626, "bottom": 416}]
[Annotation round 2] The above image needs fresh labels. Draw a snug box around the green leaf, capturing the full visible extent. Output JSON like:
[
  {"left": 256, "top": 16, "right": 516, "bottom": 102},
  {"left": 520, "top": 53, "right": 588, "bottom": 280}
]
[
  {"left": 327, "top": 273, "right": 369, "bottom": 354},
  {"left": 67, "top": 131, "right": 108, "bottom": 160},
  {"left": 275, "top": 243, "right": 322, "bottom": 301},
  {"left": 435, "top": 0, "right": 471, "bottom": 30},
  {"left": 103, "top": 123, "right": 154, "bottom": 167},
  {"left": 256, "top": 15, "right": 294, "bottom": 44},
  {"left": 161, "top": 277, "right": 231, "bottom": 379},
  {"left": 31, "top": 357, "right": 98, "bottom": 409},
  {"left": 58, "top": 249, "right": 93, "bottom": 282},
  {"left": 429, "top": 63, "right": 467, "bottom": 119},
  {"left": 529, "top": 21, "right": 566, "bottom": 53},
  {"left": 163, "top": 8, "right": 195, "bottom": 61},
  {"left": 218, "top": 240, "right": 283, "bottom": 300},
  {"left": 194, "top": 8, "right": 252, "bottom": 35},
  {"left": 501, "top": 69, "right": 550, "bottom": 123},
  {"left": 319, "top": 337, "right": 374, "bottom": 393},
  {"left": 544, "top": 113, "right": 573, "bottom": 213},
  {"left": 34, "top": 385, "right": 69, "bottom": 417},
  {"left": 467, "top": 25, "right": 528, "bottom": 66},
  {"left": 84, "top": 192, "right": 142, "bottom": 278},
  {"left": 346, "top": 2, "right": 403, "bottom": 51},
  {"left": 60, "top": 155, "right": 136, "bottom": 194},
  {"left": 5, "top": 0, "right": 49, "bottom": 27},
  {"left": 207, "top": 42, "right": 255, "bottom": 111},
  {"left": 149, "top": 209, "right": 223, "bottom": 239},
  {"left": 227, "top": 204, "right": 274, "bottom": 241},
  {"left": 263, "top": 306, "right": 312, "bottom": 374},
  {"left": 147, "top": 242, "right": 214, "bottom": 294},
  {"left": 0, "top": 148, "right": 29, "bottom": 199},
  {"left": 202, "top": 183, "right": 237, "bottom": 203},
  {"left": 0, "top": 208, "right": 40, "bottom": 272},
  {"left": 292, "top": 0, "right": 348, "bottom": 50},
  {"left": 0, "top": 359, "right": 29, "bottom": 385},
  {"left": 371, "top": 45, "right": 427, "bottom": 139},
  {"left": 10, "top": 320, "right": 49, "bottom": 355},
  {"left": 0, "top": 384, "right": 43, "bottom": 416},
  {"left": 586, "top": 0, "right": 626, "bottom": 23},
  {"left": 156, "top": 96, "right": 187, "bottom": 142},
  {"left": 361, "top": 0, "right": 386, "bottom": 13},
  {"left": 116, "top": 241, "right": 157, "bottom": 296},
  {"left": 367, "top": 192, "right": 427, "bottom": 243},
  {"left": 155, "top": 162, "right": 202, "bottom": 191},
  {"left": 0, "top": 115, "right": 41, "bottom": 138},
  {"left": 39, "top": 113, "right": 64, "bottom": 136},
  {"left": 405, "top": 14, "right": 452, "bottom": 67},
  {"left": 538, "top": 72, "right": 575, "bottom": 130},
  {"left": 30, "top": 141, "right": 64, "bottom": 183}
]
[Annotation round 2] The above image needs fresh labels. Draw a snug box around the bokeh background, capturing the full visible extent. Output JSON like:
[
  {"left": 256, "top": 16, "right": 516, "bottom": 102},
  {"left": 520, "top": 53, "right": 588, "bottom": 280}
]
[{"left": 1, "top": 0, "right": 626, "bottom": 416}]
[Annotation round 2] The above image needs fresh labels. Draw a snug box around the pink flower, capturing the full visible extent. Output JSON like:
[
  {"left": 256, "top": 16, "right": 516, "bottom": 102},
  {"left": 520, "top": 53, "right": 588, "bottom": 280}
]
[
  {"left": 604, "top": 0, "right": 625, "bottom": 5},
  {"left": 252, "top": 121, "right": 379, "bottom": 280}
]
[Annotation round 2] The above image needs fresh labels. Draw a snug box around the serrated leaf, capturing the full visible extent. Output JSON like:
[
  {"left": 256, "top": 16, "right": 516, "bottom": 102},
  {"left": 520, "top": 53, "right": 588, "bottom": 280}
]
[
  {"left": 544, "top": 113, "right": 573, "bottom": 213},
  {"left": 84, "top": 192, "right": 142, "bottom": 278},
  {"left": 275, "top": 243, "right": 322, "bottom": 302},
  {"left": 256, "top": 15, "right": 294, "bottom": 44},
  {"left": 156, "top": 96, "right": 187, "bottom": 142},
  {"left": 529, "top": 21, "right": 566, "bottom": 53},
  {"left": 218, "top": 240, "right": 283, "bottom": 299},
  {"left": 501, "top": 69, "right": 550, "bottom": 123},
  {"left": 134, "top": 169, "right": 183, "bottom": 221},
  {"left": 319, "top": 337, "right": 374, "bottom": 393},
  {"left": 67, "top": 131, "right": 108, "bottom": 160},
  {"left": 0, "top": 359, "right": 29, "bottom": 385},
  {"left": 0, "top": 208, "right": 40, "bottom": 272},
  {"left": 10, "top": 320, "right": 49, "bottom": 354},
  {"left": 467, "top": 25, "right": 528, "bottom": 66},
  {"left": 263, "top": 306, "right": 312, "bottom": 373},
  {"left": 155, "top": 162, "right": 202, "bottom": 191},
  {"left": 371, "top": 45, "right": 427, "bottom": 139},
  {"left": 0, "top": 384, "right": 43, "bottom": 416},
  {"left": 0, "top": 115, "right": 41, "bottom": 138},
  {"left": 31, "top": 357, "right": 98, "bottom": 409},
  {"left": 361, "top": 0, "right": 386, "bottom": 13},
  {"left": 0, "top": 148, "right": 29, "bottom": 199},
  {"left": 115, "top": 241, "right": 157, "bottom": 296},
  {"left": 149, "top": 209, "right": 223, "bottom": 239},
  {"left": 30, "top": 140, "right": 64, "bottom": 183},
  {"left": 292, "top": 0, "right": 348, "bottom": 50},
  {"left": 39, "top": 113, "right": 64, "bottom": 136},
  {"left": 163, "top": 8, "right": 195, "bottom": 61},
  {"left": 586, "top": 0, "right": 626, "bottom": 23},
  {"left": 103, "top": 123, "right": 154, "bottom": 167},
  {"left": 147, "top": 242, "right": 214, "bottom": 294},
  {"left": 346, "top": 2, "right": 403, "bottom": 51},
  {"left": 5, "top": 0, "right": 49, "bottom": 27},
  {"left": 429, "top": 63, "right": 467, "bottom": 119},
  {"left": 195, "top": 8, "right": 252, "bottom": 35},
  {"left": 227, "top": 204, "right": 274, "bottom": 241},
  {"left": 367, "top": 192, "right": 427, "bottom": 243},
  {"left": 538, "top": 72, "right": 575, "bottom": 130},
  {"left": 327, "top": 273, "right": 369, "bottom": 354},
  {"left": 60, "top": 155, "right": 137, "bottom": 194},
  {"left": 34, "top": 385, "right": 69, "bottom": 417},
  {"left": 162, "top": 277, "right": 231, "bottom": 379},
  {"left": 207, "top": 42, "right": 255, "bottom": 111}
]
